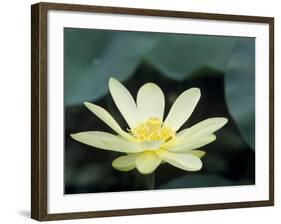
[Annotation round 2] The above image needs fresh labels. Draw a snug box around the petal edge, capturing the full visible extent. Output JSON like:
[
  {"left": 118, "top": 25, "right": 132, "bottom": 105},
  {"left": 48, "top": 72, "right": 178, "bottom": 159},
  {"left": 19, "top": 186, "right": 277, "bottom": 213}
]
[
  {"left": 84, "top": 102, "right": 135, "bottom": 141},
  {"left": 164, "top": 88, "right": 201, "bottom": 131},
  {"left": 109, "top": 78, "right": 140, "bottom": 128},
  {"left": 157, "top": 150, "right": 202, "bottom": 171},
  {"left": 137, "top": 82, "right": 165, "bottom": 121},
  {"left": 135, "top": 151, "right": 161, "bottom": 174},
  {"left": 112, "top": 154, "right": 138, "bottom": 171}
]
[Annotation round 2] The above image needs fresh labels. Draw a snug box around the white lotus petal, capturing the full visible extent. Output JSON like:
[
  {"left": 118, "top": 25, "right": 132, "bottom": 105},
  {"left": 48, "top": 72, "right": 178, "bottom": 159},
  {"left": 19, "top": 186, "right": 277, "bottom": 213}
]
[
  {"left": 164, "top": 88, "right": 201, "bottom": 131},
  {"left": 137, "top": 83, "right": 165, "bottom": 121},
  {"left": 140, "top": 140, "right": 163, "bottom": 150},
  {"left": 168, "top": 134, "right": 216, "bottom": 152},
  {"left": 109, "top": 78, "right": 140, "bottom": 128},
  {"left": 177, "top": 117, "right": 228, "bottom": 141},
  {"left": 188, "top": 150, "right": 206, "bottom": 158},
  {"left": 101, "top": 137, "right": 144, "bottom": 153},
  {"left": 71, "top": 131, "right": 107, "bottom": 149},
  {"left": 161, "top": 138, "right": 177, "bottom": 149},
  {"left": 84, "top": 102, "right": 135, "bottom": 141},
  {"left": 112, "top": 154, "right": 138, "bottom": 171},
  {"left": 135, "top": 151, "right": 161, "bottom": 174},
  {"left": 71, "top": 131, "right": 141, "bottom": 153},
  {"left": 157, "top": 150, "right": 202, "bottom": 171}
]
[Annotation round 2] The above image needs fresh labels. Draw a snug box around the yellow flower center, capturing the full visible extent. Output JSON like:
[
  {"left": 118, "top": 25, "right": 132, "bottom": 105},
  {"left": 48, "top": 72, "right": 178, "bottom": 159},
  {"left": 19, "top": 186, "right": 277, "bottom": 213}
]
[{"left": 130, "top": 117, "right": 175, "bottom": 142}]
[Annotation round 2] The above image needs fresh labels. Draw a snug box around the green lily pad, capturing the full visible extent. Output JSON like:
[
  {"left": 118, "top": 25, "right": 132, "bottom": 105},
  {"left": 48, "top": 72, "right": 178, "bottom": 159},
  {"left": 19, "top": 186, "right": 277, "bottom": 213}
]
[
  {"left": 64, "top": 29, "right": 158, "bottom": 106},
  {"left": 145, "top": 34, "right": 237, "bottom": 80},
  {"left": 159, "top": 174, "right": 234, "bottom": 189},
  {"left": 224, "top": 39, "right": 255, "bottom": 149}
]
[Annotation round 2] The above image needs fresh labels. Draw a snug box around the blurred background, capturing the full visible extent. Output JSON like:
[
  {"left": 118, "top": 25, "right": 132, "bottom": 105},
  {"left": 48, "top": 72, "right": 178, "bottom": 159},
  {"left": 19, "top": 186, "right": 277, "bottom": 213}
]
[{"left": 64, "top": 28, "right": 255, "bottom": 194}]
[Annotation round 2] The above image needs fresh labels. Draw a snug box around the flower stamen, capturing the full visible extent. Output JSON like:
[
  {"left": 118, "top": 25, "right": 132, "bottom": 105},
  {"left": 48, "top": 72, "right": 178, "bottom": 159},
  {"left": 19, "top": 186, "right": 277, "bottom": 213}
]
[{"left": 130, "top": 117, "right": 175, "bottom": 142}]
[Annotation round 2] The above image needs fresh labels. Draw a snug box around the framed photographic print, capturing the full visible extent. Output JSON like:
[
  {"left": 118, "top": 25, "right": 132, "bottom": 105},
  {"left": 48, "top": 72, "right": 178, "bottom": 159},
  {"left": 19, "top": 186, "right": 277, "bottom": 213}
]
[{"left": 31, "top": 2, "right": 274, "bottom": 221}]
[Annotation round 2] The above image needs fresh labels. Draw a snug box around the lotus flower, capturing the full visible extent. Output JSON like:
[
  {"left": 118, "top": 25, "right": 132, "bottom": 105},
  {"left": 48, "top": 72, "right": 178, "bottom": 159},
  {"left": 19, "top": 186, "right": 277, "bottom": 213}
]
[{"left": 71, "top": 78, "right": 228, "bottom": 174}]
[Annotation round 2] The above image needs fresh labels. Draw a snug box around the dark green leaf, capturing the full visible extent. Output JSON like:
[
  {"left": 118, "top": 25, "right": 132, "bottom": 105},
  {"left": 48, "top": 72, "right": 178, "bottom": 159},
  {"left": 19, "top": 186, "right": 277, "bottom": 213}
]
[
  {"left": 159, "top": 174, "right": 234, "bottom": 189},
  {"left": 224, "top": 39, "right": 255, "bottom": 149},
  {"left": 145, "top": 35, "right": 237, "bottom": 80},
  {"left": 64, "top": 29, "right": 158, "bottom": 106}
]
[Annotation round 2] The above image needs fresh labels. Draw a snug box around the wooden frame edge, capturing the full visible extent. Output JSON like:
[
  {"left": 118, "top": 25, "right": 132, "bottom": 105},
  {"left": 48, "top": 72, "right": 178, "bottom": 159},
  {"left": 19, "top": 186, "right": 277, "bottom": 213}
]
[
  {"left": 40, "top": 200, "right": 273, "bottom": 221},
  {"left": 31, "top": 2, "right": 274, "bottom": 221},
  {"left": 31, "top": 3, "right": 40, "bottom": 220},
  {"left": 268, "top": 18, "right": 274, "bottom": 205},
  {"left": 31, "top": 3, "right": 48, "bottom": 221},
  {"left": 36, "top": 2, "right": 274, "bottom": 23}
]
